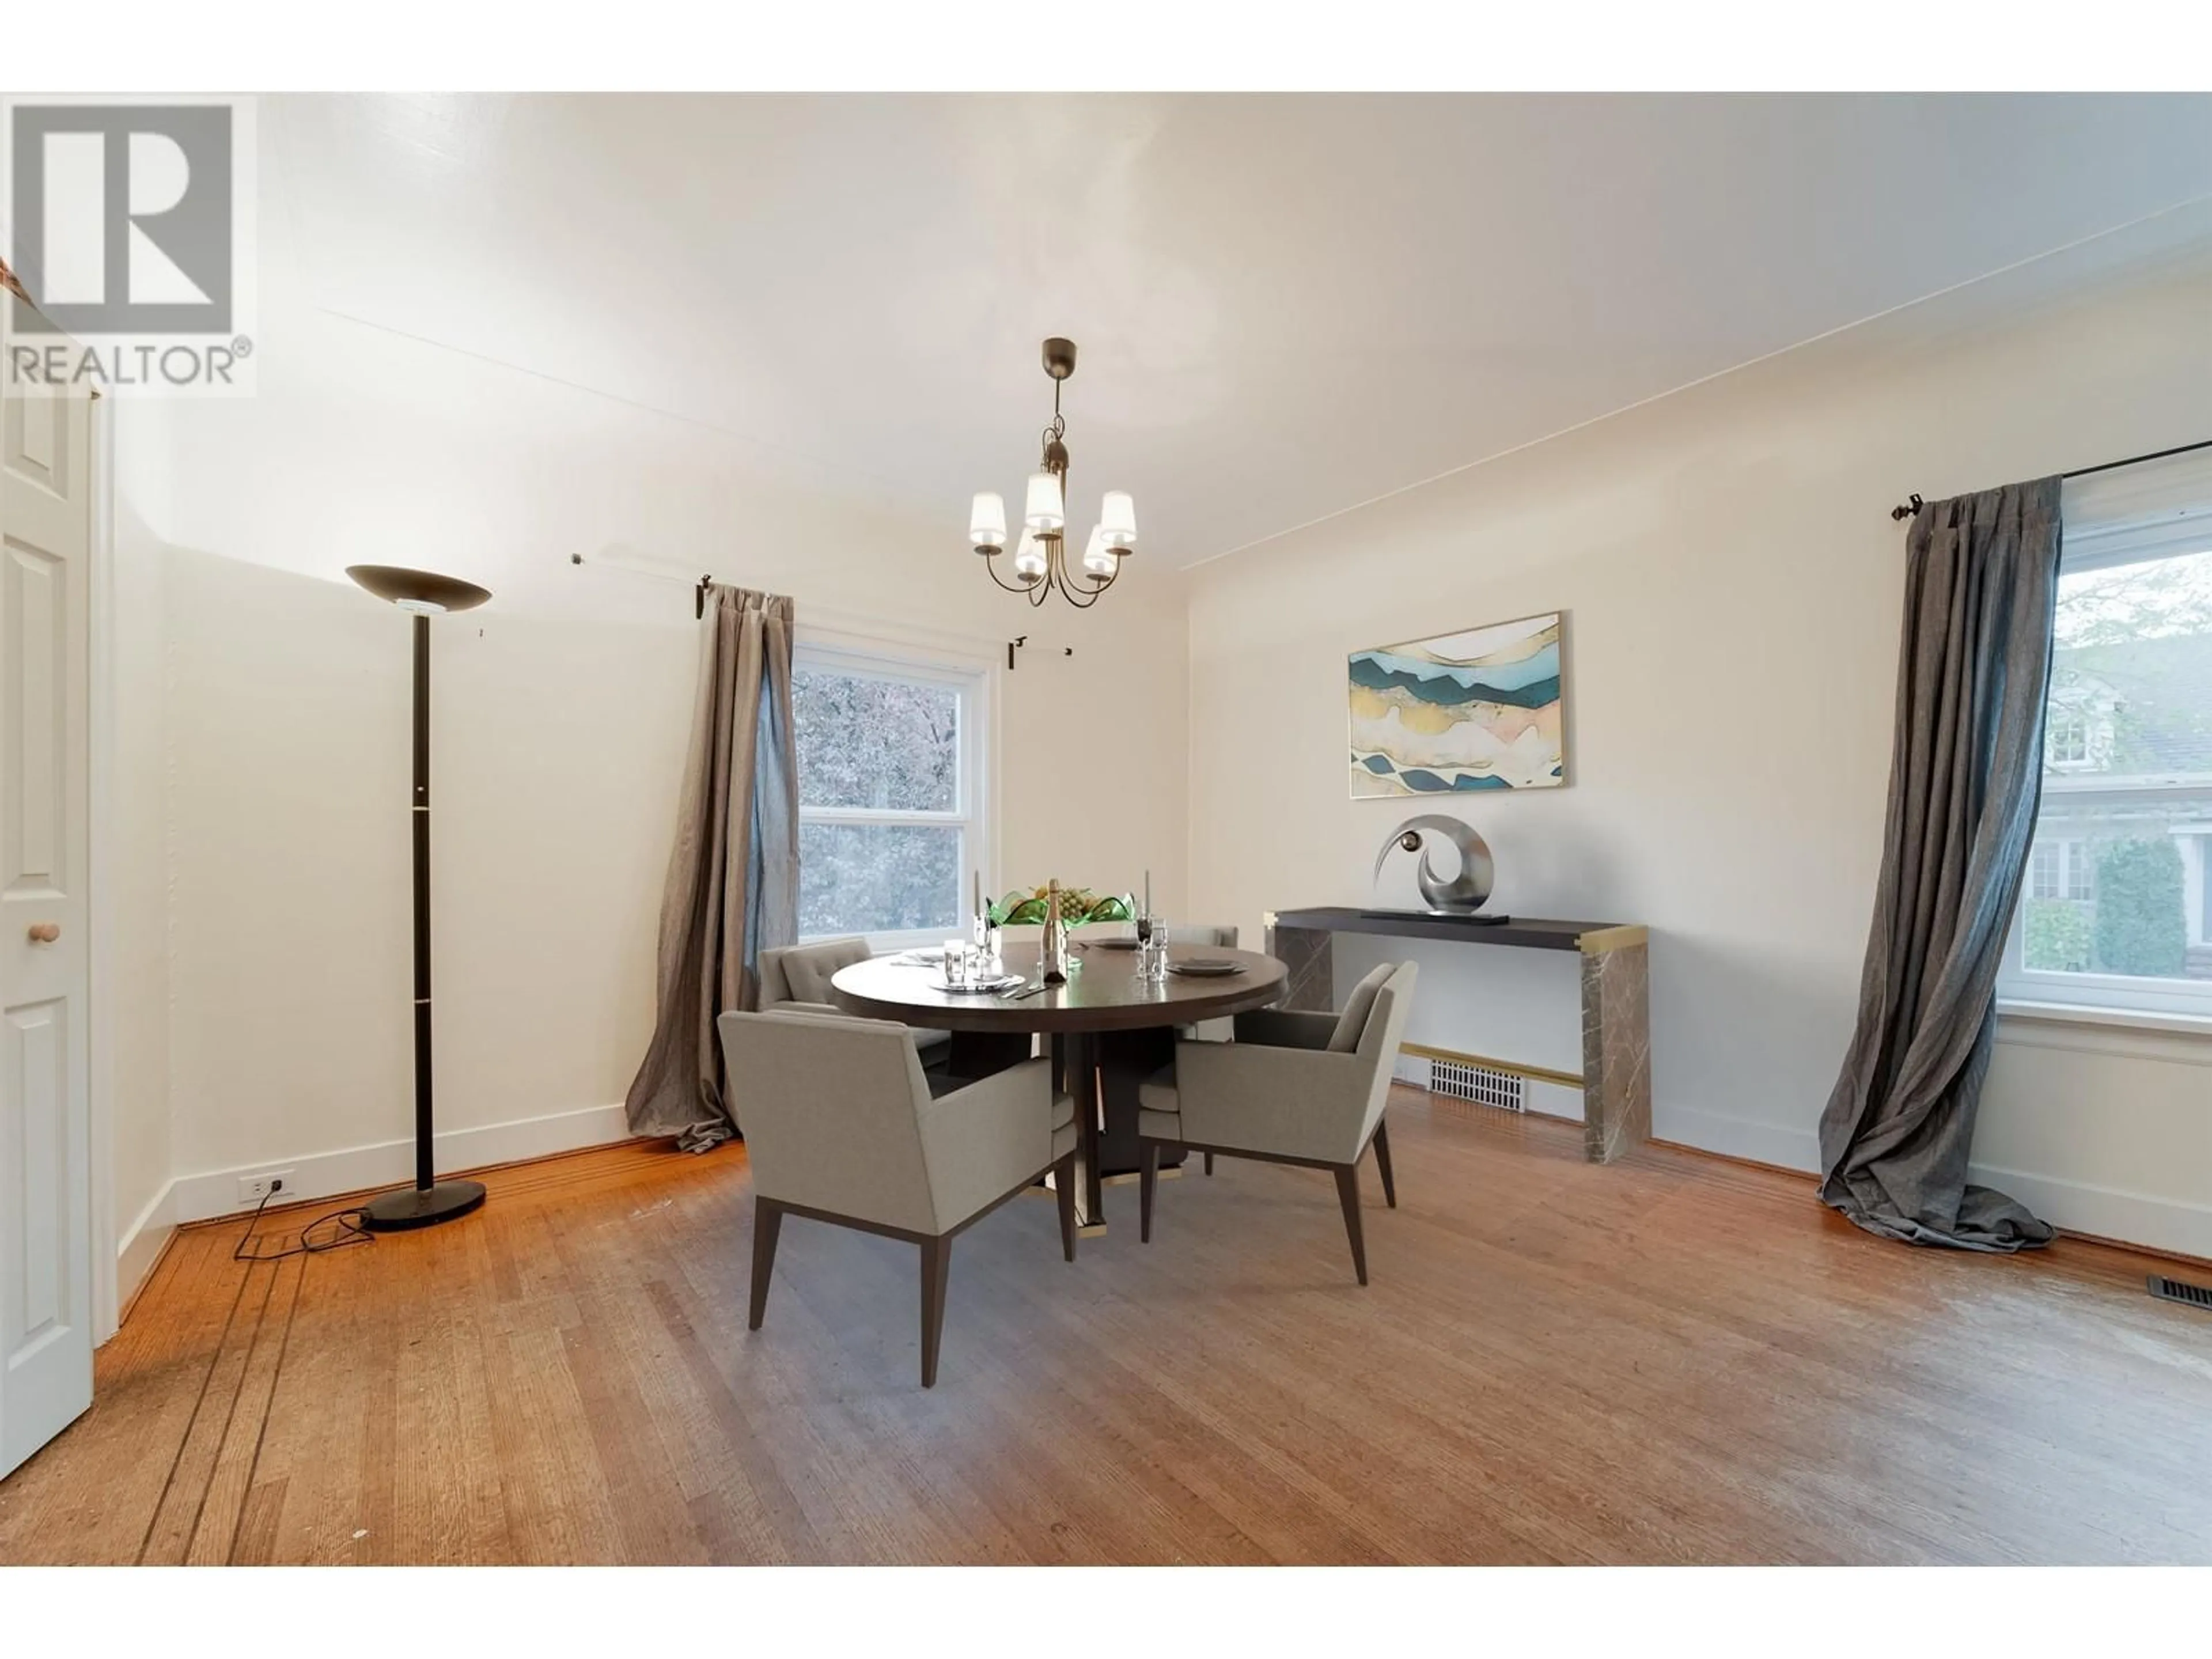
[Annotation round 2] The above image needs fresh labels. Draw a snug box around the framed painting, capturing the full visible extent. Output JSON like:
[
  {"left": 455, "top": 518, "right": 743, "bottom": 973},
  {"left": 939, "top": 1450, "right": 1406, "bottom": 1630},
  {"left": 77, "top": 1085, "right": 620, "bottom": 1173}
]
[{"left": 1349, "top": 611, "right": 1566, "bottom": 796}]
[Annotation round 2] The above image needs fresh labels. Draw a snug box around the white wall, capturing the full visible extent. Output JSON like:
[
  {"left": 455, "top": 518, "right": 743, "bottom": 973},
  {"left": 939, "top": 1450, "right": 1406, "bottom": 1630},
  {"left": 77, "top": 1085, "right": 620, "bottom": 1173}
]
[
  {"left": 1185, "top": 252, "right": 2212, "bottom": 1258},
  {"left": 118, "top": 302, "right": 1190, "bottom": 1223},
  {"left": 108, "top": 398, "right": 176, "bottom": 1304},
  {"left": 108, "top": 227, "right": 2212, "bottom": 1259}
]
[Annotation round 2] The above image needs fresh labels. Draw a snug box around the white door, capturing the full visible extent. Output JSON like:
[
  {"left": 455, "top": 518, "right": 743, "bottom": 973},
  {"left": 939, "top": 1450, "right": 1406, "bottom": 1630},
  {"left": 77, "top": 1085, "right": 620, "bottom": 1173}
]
[{"left": 0, "top": 297, "right": 94, "bottom": 1481}]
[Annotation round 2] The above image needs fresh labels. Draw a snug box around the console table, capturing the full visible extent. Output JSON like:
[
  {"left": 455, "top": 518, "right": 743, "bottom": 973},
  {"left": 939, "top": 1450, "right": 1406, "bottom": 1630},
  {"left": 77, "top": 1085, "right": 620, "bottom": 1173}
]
[{"left": 1264, "top": 907, "right": 1652, "bottom": 1163}]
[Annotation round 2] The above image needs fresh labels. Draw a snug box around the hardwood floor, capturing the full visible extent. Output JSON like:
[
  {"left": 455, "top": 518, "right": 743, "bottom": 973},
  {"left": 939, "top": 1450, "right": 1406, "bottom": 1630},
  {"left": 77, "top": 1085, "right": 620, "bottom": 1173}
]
[{"left": 4, "top": 1089, "right": 2209, "bottom": 1565}]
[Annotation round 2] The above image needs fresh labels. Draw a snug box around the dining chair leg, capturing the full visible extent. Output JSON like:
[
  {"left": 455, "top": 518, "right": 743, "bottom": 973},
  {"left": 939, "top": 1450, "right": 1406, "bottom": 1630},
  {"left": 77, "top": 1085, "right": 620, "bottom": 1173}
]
[
  {"left": 1332, "top": 1165, "right": 1369, "bottom": 1286},
  {"left": 748, "top": 1198, "right": 784, "bottom": 1330},
  {"left": 1203, "top": 1153, "right": 1214, "bottom": 1177},
  {"left": 1139, "top": 1138, "right": 1160, "bottom": 1243},
  {"left": 1054, "top": 1152, "right": 1078, "bottom": 1263},
  {"left": 1372, "top": 1119, "right": 1397, "bottom": 1209},
  {"left": 919, "top": 1234, "right": 953, "bottom": 1388}
]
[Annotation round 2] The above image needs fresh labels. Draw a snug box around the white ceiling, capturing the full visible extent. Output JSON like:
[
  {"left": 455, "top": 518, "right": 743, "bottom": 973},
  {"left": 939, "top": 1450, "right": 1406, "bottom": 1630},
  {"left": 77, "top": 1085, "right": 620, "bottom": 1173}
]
[{"left": 263, "top": 93, "right": 2212, "bottom": 566}]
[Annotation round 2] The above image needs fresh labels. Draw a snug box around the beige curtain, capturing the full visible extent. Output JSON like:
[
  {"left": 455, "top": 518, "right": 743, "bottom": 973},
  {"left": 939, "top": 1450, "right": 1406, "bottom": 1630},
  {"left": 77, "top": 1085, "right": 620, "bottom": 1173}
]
[{"left": 626, "top": 585, "right": 797, "bottom": 1150}]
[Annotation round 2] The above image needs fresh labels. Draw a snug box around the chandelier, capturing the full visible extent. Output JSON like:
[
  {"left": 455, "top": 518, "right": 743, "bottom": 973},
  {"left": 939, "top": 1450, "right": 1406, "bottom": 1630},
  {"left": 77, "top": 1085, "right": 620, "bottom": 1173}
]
[{"left": 968, "top": 336, "right": 1137, "bottom": 608}]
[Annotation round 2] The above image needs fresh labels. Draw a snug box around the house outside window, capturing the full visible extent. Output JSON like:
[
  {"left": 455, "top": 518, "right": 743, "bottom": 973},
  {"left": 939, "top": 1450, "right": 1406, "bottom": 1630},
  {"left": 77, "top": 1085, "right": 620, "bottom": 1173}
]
[
  {"left": 2000, "top": 451, "right": 2212, "bottom": 1019},
  {"left": 791, "top": 641, "right": 991, "bottom": 948}
]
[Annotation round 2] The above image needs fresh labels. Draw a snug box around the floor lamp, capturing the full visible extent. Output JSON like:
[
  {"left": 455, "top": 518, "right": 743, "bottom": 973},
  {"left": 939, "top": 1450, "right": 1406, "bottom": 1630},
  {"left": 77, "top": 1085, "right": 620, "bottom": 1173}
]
[{"left": 347, "top": 564, "right": 494, "bottom": 1231}]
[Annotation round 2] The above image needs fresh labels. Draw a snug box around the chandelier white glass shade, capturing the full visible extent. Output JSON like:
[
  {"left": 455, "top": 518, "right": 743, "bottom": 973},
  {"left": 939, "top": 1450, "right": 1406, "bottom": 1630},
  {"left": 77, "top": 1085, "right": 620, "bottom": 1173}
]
[
  {"left": 1012, "top": 528, "right": 1048, "bottom": 581},
  {"left": 968, "top": 490, "right": 1006, "bottom": 550},
  {"left": 969, "top": 337, "right": 1137, "bottom": 608},
  {"left": 1022, "top": 471, "right": 1064, "bottom": 533}
]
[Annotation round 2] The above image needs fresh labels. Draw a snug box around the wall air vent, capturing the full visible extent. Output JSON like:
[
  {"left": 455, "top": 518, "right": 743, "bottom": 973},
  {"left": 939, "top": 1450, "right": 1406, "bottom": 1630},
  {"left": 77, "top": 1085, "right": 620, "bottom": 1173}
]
[
  {"left": 1428, "top": 1056, "right": 1524, "bottom": 1113},
  {"left": 2148, "top": 1274, "right": 2212, "bottom": 1313}
]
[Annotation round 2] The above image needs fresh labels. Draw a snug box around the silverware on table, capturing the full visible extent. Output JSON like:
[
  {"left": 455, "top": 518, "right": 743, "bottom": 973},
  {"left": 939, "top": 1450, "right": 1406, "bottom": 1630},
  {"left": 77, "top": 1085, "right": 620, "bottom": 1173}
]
[{"left": 1002, "top": 982, "right": 1051, "bottom": 1001}]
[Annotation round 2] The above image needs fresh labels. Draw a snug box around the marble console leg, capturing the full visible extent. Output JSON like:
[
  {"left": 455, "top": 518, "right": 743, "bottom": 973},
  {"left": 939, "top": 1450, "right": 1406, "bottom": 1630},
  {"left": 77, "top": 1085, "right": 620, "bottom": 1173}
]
[
  {"left": 1265, "top": 917, "right": 1335, "bottom": 1013},
  {"left": 1578, "top": 931, "right": 1651, "bottom": 1164}
]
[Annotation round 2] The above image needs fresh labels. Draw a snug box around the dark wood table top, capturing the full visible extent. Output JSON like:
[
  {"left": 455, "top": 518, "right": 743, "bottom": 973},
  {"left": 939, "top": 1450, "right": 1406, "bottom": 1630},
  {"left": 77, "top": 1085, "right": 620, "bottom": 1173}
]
[
  {"left": 1270, "top": 906, "right": 1646, "bottom": 954},
  {"left": 830, "top": 941, "right": 1289, "bottom": 1034}
]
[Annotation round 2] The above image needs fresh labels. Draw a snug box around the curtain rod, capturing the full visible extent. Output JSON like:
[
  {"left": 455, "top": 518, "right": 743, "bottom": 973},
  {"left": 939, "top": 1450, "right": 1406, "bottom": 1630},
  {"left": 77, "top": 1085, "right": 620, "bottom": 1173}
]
[
  {"left": 566, "top": 552, "right": 718, "bottom": 616},
  {"left": 1889, "top": 437, "right": 2212, "bottom": 521},
  {"left": 570, "top": 553, "right": 1044, "bottom": 657}
]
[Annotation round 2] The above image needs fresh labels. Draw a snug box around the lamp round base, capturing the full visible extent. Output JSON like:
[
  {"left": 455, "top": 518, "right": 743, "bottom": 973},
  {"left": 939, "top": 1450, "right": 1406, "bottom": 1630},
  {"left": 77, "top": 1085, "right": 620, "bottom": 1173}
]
[{"left": 359, "top": 1179, "right": 487, "bottom": 1232}]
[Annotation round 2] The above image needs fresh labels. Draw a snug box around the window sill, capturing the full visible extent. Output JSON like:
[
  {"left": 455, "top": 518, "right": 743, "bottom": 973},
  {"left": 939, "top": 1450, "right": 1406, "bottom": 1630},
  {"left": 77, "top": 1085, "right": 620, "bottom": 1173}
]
[{"left": 1995, "top": 999, "right": 2212, "bottom": 1039}]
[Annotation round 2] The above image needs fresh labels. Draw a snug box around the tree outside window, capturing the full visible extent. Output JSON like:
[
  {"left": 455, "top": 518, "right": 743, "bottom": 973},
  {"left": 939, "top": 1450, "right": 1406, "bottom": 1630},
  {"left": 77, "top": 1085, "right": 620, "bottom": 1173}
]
[{"left": 791, "top": 649, "right": 988, "bottom": 945}]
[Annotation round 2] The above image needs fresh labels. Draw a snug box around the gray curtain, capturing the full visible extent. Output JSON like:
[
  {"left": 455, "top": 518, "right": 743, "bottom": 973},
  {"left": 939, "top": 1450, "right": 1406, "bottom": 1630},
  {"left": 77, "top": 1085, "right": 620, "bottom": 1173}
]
[
  {"left": 626, "top": 585, "right": 798, "bottom": 1150},
  {"left": 1817, "top": 479, "right": 2062, "bottom": 1252}
]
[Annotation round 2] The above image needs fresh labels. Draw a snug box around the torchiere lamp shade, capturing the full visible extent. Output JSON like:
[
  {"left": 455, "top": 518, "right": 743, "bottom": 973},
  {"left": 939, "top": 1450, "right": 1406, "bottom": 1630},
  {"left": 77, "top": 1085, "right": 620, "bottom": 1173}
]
[{"left": 346, "top": 565, "right": 493, "bottom": 614}]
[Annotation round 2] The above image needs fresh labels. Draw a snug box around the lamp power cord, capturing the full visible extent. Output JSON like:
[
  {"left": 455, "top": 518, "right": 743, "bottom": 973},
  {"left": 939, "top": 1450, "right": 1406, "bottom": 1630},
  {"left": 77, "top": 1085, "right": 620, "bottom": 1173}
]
[{"left": 232, "top": 1180, "right": 374, "bottom": 1263}]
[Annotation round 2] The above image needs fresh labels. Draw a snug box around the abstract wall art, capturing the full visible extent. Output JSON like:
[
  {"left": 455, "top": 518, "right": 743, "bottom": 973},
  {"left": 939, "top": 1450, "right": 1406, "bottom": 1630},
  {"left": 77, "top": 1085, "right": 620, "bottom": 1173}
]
[{"left": 1349, "top": 611, "right": 1566, "bottom": 796}]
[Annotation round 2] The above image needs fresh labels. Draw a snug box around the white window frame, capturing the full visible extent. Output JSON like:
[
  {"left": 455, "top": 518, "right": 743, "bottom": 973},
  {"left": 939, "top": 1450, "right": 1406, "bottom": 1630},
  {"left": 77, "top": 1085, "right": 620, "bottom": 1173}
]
[
  {"left": 792, "top": 633, "right": 994, "bottom": 952},
  {"left": 1997, "top": 456, "right": 2212, "bottom": 1022},
  {"left": 2177, "top": 824, "right": 2212, "bottom": 950}
]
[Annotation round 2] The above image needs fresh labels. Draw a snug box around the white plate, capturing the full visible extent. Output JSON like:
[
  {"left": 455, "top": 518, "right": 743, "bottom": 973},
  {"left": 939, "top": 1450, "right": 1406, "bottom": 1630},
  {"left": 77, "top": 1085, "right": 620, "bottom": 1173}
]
[{"left": 932, "top": 975, "right": 1025, "bottom": 995}]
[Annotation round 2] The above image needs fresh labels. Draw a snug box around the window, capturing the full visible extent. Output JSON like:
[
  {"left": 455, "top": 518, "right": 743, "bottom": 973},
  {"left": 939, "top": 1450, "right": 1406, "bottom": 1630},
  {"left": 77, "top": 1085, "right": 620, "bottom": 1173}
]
[
  {"left": 792, "top": 642, "right": 989, "bottom": 946},
  {"left": 2029, "top": 839, "right": 2093, "bottom": 903},
  {"left": 2044, "top": 707, "right": 2090, "bottom": 768},
  {"left": 2029, "top": 840, "right": 2059, "bottom": 900},
  {"left": 1999, "top": 452, "right": 2212, "bottom": 1019}
]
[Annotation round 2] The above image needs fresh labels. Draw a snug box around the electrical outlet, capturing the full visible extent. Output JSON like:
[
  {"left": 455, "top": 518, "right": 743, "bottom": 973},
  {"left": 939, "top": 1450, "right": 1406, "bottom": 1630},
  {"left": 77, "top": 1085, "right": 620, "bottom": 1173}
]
[{"left": 237, "top": 1169, "right": 296, "bottom": 1207}]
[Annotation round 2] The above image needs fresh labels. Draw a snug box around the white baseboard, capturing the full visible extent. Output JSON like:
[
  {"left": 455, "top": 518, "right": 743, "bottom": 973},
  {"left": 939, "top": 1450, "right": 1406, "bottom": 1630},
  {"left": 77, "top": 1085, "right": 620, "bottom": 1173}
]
[
  {"left": 1967, "top": 1162, "right": 2212, "bottom": 1262},
  {"left": 1653, "top": 1105, "right": 1821, "bottom": 1174},
  {"left": 115, "top": 1180, "right": 178, "bottom": 1325},
  {"left": 166, "top": 1101, "right": 635, "bottom": 1226},
  {"left": 1650, "top": 1106, "right": 2209, "bottom": 1260}
]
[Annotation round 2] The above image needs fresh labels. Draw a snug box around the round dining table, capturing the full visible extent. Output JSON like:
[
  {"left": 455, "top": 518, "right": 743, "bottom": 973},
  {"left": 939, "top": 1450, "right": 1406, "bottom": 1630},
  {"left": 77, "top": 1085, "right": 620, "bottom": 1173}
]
[{"left": 831, "top": 940, "right": 1289, "bottom": 1231}]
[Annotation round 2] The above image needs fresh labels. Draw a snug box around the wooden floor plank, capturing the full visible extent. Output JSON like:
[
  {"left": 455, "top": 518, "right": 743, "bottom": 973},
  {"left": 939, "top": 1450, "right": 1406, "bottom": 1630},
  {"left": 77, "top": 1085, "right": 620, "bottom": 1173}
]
[
  {"left": 186, "top": 1253, "right": 305, "bottom": 1565},
  {"left": 6, "top": 1092, "right": 2211, "bottom": 1565}
]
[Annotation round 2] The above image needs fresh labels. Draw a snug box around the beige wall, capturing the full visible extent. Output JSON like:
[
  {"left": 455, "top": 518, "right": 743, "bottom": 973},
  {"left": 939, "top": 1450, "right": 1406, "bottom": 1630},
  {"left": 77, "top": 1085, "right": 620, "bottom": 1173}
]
[
  {"left": 119, "top": 304, "right": 1189, "bottom": 1221},
  {"left": 1185, "top": 255, "right": 2212, "bottom": 1258}
]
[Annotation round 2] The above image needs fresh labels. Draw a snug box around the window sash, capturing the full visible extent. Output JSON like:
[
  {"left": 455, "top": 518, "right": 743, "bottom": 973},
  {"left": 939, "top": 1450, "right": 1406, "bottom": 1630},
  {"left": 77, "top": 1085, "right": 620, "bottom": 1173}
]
[
  {"left": 1996, "top": 461, "right": 2212, "bottom": 1017},
  {"left": 799, "top": 805, "right": 968, "bottom": 826},
  {"left": 791, "top": 638, "right": 991, "bottom": 949}
]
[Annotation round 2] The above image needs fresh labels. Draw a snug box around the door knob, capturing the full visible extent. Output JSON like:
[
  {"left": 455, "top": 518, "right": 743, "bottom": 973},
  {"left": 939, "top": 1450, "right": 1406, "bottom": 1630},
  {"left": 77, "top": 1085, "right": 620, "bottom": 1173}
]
[{"left": 26, "top": 922, "right": 59, "bottom": 944}]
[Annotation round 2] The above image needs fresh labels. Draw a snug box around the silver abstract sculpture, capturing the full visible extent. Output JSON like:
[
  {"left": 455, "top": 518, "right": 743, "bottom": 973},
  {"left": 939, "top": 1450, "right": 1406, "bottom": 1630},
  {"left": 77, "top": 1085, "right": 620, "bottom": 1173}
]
[{"left": 1373, "top": 814, "right": 1494, "bottom": 914}]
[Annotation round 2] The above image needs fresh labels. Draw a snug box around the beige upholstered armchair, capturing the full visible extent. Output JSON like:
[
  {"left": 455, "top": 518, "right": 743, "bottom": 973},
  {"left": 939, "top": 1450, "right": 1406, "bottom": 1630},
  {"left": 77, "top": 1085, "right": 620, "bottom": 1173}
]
[
  {"left": 758, "top": 935, "right": 950, "bottom": 1063},
  {"left": 717, "top": 1009, "right": 1078, "bottom": 1387},
  {"left": 1135, "top": 961, "right": 1416, "bottom": 1284}
]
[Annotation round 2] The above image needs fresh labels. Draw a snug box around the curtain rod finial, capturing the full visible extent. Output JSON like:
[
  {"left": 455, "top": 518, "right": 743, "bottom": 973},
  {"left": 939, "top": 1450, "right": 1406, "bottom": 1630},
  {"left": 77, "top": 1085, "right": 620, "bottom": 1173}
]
[{"left": 1891, "top": 492, "right": 1924, "bottom": 522}]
